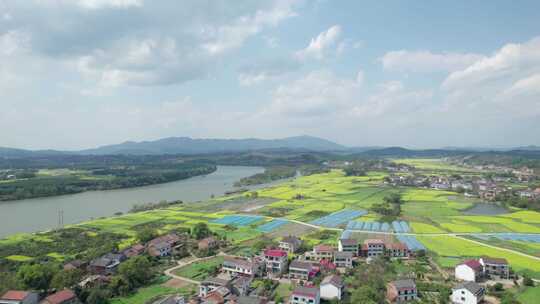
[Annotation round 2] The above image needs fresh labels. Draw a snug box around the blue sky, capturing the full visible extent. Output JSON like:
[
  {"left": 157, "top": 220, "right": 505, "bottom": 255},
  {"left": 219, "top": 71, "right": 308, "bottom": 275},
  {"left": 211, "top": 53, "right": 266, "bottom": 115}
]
[{"left": 1, "top": 0, "right": 539, "bottom": 149}]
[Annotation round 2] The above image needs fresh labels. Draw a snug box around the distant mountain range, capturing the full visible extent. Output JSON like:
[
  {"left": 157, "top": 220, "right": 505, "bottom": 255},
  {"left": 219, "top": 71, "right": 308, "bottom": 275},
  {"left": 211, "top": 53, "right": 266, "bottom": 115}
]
[
  {"left": 0, "top": 136, "right": 346, "bottom": 157},
  {"left": 1, "top": 136, "right": 539, "bottom": 158}
]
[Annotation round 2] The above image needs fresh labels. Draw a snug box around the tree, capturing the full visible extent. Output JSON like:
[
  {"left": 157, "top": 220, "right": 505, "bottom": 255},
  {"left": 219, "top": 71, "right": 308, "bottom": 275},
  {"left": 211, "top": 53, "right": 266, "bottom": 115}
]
[
  {"left": 109, "top": 276, "right": 131, "bottom": 296},
  {"left": 51, "top": 269, "right": 82, "bottom": 290},
  {"left": 350, "top": 285, "right": 379, "bottom": 304},
  {"left": 136, "top": 227, "right": 158, "bottom": 243},
  {"left": 192, "top": 222, "right": 211, "bottom": 240},
  {"left": 17, "top": 264, "right": 57, "bottom": 291},
  {"left": 118, "top": 256, "right": 153, "bottom": 289},
  {"left": 523, "top": 275, "right": 535, "bottom": 287},
  {"left": 86, "top": 288, "right": 110, "bottom": 304}
]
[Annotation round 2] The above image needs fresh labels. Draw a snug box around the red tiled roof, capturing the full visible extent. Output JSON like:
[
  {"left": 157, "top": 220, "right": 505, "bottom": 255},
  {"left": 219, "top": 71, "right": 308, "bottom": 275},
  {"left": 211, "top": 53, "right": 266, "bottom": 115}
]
[
  {"left": 387, "top": 242, "right": 408, "bottom": 250},
  {"left": 292, "top": 286, "right": 318, "bottom": 298},
  {"left": 461, "top": 259, "right": 482, "bottom": 271},
  {"left": 43, "top": 289, "right": 77, "bottom": 304},
  {"left": 314, "top": 244, "right": 334, "bottom": 252},
  {"left": 1, "top": 290, "right": 30, "bottom": 301},
  {"left": 264, "top": 249, "right": 287, "bottom": 257},
  {"left": 364, "top": 239, "right": 384, "bottom": 244}
]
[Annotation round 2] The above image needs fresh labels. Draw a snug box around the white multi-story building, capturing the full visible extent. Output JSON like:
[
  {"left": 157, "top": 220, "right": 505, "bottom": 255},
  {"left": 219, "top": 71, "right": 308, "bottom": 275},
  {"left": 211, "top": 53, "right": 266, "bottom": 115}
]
[{"left": 451, "top": 282, "right": 485, "bottom": 304}]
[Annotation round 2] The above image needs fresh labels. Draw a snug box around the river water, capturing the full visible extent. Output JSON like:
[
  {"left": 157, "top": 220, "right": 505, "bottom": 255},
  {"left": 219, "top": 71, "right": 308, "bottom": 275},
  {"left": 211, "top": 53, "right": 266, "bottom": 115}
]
[{"left": 0, "top": 166, "right": 263, "bottom": 238}]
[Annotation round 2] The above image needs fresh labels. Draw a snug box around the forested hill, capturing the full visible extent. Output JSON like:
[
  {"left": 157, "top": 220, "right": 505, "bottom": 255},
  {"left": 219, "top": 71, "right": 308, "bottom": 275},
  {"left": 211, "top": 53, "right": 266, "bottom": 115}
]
[{"left": 81, "top": 135, "right": 345, "bottom": 155}]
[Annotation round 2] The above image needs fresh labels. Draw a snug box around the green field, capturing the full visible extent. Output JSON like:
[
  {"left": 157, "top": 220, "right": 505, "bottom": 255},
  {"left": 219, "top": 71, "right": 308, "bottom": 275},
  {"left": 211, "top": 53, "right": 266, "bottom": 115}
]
[
  {"left": 518, "top": 286, "right": 540, "bottom": 304},
  {"left": 111, "top": 279, "right": 196, "bottom": 304},
  {"left": 418, "top": 235, "right": 540, "bottom": 278},
  {"left": 172, "top": 256, "right": 224, "bottom": 281}
]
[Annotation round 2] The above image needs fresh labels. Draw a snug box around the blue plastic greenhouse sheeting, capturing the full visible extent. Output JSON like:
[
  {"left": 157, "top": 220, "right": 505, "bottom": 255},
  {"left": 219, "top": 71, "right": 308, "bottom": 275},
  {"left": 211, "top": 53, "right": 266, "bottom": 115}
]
[
  {"left": 397, "top": 235, "right": 426, "bottom": 251},
  {"left": 310, "top": 209, "right": 367, "bottom": 228},
  {"left": 211, "top": 215, "right": 263, "bottom": 226},
  {"left": 257, "top": 219, "right": 289, "bottom": 232}
]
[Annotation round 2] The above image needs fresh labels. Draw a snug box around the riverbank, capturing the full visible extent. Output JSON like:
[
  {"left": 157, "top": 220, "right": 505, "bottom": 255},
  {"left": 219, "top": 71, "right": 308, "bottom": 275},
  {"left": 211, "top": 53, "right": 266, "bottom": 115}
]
[{"left": 0, "top": 166, "right": 264, "bottom": 238}]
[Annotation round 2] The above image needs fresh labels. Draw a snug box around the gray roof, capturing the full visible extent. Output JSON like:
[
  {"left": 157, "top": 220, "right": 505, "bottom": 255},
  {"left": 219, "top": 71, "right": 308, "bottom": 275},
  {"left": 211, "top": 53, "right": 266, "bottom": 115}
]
[
  {"left": 289, "top": 260, "right": 312, "bottom": 271},
  {"left": 454, "top": 282, "right": 484, "bottom": 295},
  {"left": 391, "top": 279, "right": 416, "bottom": 289},
  {"left": 340, "top": 238, "right": 358, "bottom": 246},
  {"left": 202, "top": 277, "right": 229, "bottom": 286},
  {"left": 334, "top": 251, "right": 353, "bottom": 258},
  {"left": 90, "top": 257, "right": 112, "bottom": 267},
  {"left": 322, "top": 275, "right": 344, "bottom": 288},
  {"left": 237, "top": 296, "right": 265, "bottom": 304}
]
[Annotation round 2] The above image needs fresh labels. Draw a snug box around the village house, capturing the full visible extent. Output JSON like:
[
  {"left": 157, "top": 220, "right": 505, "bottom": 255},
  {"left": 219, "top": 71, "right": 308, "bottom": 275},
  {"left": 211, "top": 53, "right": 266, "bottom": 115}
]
[
  {"left": 305, "top": 244, "right": 334, "bottom": 261},
  {"left": 0, "top": 291, "right": 39, "bottom": 304},
  {"left": 148, "top": 234, "right": 182, "bottom": 257},
  {"left": 87, "top": 251, "right": 127, "bottom": 275},
  {"left": 386, "top": 242, "right": 410, "bottom": 258},
  {"left": 290, "top": 286, "right": 320, "bottom": 304},
  {"left": 198, "top": 236, "right": 218, "bottom": 251},
  {"left": 122, "top": 244, "right": 145, "bottom": 258},
  {"left": 338, "top": 238, "right": 358, "bottom": 256},
  {"left": 451, "top": 282, "right": 485, "bottom": 304},
  {"left": 320, "top": 275, "right": 344, "bottom": 301},
  {"left": 222, "top": 257, "right": 263, "bottom": 277},
  {"left": 455, "top": 260, "right": 483, "bottom": 282},
  {"left": 288, "top": 260, "right": 316, "bottom": 281},
  {"left": 232, "top": 296, "right": 267, "bottom": 304},
  {"left": 63, "top": 260, "right": 87, "bottom": 271},
  {"left": 278, "top": 236, "right": 302, "bottom": 253},
  {"left": 263, "top": 249, "right": 288, "bottom": 277},
  {"left": 78, "top": 275, "right": 111, "bottom": 289},
  {"left": 333, "top": 251, "right": 353, "bottom": 268},
  {"left": 202, "top": 286, "right": 231, "bottom": 304},
  {"left": 479, "top": 256, "right": 509, "bottom": 279},
  {"left": 361, "top": 239, "right": 385, "bottom": 257},
  {"left": 199, "top": 277, "right": 230, "bottom": 298},
  {"left": 386, "top": 279, "right": 417, "bottom": 303},
  {"left": 230, "top": 276, "right": 253, "bottom": 297},
  {"left": 152, "top": 295, "right": 185, "bottom": 304},
  {"left": 40, "top": 290, "right": 80, "bottom": 304}
]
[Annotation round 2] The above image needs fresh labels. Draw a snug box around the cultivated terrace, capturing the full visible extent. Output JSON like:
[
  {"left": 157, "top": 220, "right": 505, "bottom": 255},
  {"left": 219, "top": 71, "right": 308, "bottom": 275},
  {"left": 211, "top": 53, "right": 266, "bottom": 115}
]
[{"left": 1, "top": 158, "right": 539, "bottom": 304}]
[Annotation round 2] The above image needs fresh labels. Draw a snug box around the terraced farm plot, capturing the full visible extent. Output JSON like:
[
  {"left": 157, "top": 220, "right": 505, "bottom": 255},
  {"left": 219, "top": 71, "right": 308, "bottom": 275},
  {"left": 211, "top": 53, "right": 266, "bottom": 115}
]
[
  {"left": 210, "top": 215, "right": 264, "bottom": 226},
  {"left": 417, "top": 235, "right": 540, "bottom": 278},
  {"left": 392, "top": 158, "right": 478, "bottom": 172},
  {"left": 410, "top": 222, "right": 446, "bottom": 233}
]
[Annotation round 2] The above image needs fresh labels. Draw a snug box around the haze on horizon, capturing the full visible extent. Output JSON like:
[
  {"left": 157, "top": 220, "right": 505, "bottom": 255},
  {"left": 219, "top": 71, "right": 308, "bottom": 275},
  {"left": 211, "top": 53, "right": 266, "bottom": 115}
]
[{"left": 1, "top": 1, "right": 539, "bottom": 151}]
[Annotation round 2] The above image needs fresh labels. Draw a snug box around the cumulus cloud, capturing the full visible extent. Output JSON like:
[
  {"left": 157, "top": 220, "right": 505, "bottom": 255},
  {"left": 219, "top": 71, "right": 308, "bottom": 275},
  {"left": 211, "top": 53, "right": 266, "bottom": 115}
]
[
  {"left": 263, "top": 70, "right": 361, "bottom": 117},
  {"left": 76, "top": 0, "right": 143, "bottom": 9},
  {"left": 381, "top": 50, "right": 484, "bottom": 73},
  {"left": 296, "top": 25, "right": 342, "bottom": 60},
  {"left": 443, "top": 37, "right": 540, "bottom": 90},
  {"left": 1, "top": 0, "right": 300, "bottom": 87},
  {"left": 237, "top": 57, "right": 301, "bottom": 86}
]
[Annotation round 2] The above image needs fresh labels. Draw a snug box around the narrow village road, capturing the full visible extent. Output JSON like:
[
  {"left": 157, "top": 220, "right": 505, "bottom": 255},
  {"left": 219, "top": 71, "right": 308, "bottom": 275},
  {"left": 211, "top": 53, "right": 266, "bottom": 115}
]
[{"left": 240, "top": 213, "right": 540, "bottom": 265}]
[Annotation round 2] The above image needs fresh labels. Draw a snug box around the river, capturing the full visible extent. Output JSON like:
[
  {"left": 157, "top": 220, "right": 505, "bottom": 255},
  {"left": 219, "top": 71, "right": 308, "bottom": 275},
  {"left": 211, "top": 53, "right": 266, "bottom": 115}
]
[{"left": 0, "top": 166, "right": 264, "bottom": 238}]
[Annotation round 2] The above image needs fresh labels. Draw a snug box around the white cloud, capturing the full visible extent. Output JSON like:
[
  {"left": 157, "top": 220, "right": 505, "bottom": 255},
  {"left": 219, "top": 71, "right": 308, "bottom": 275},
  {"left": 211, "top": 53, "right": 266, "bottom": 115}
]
[
  {"left": 296, "top": 25, "right": 342, "bottom": 60},
  {"left": 443, "top": 37, "right": 540, "bottom": 90},
  {"left": 76, "top": 0, "right": 143, "bottom": 9},
  {"left": 202, "top": 0, "right": 298, "bottom": 55},
  {"left": 505, "top": 73, "right": 540, "bottom": 96},
  {"left": 0, "top": 31, "right": 29, "bottom": 55},
  {"left": 237, "top": 57, "right": 301, "bottom": 86},
  {"left": 264, "top": 70, "right": 361, "bottom": 117},
  {"left": 381, "top": 50, "right": 484, "bottom": 73}
]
